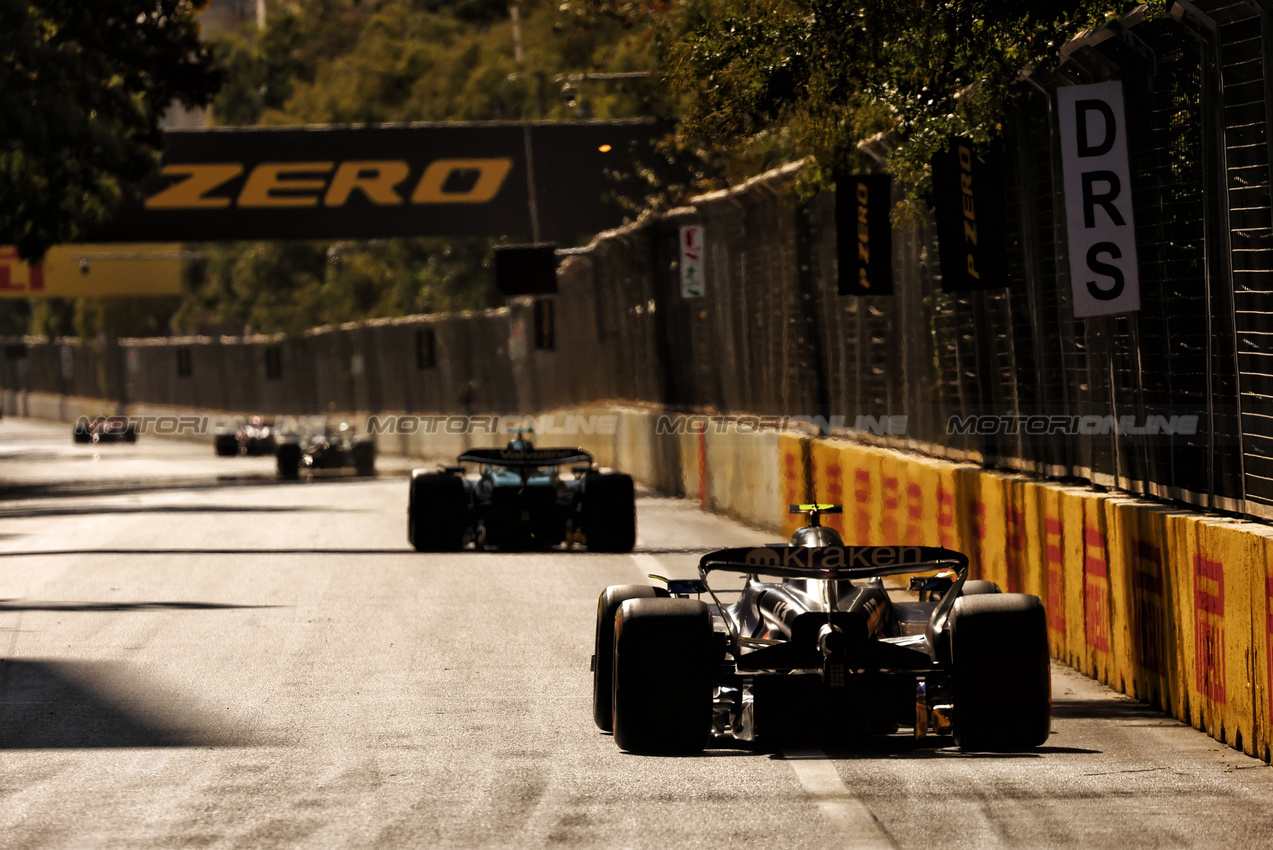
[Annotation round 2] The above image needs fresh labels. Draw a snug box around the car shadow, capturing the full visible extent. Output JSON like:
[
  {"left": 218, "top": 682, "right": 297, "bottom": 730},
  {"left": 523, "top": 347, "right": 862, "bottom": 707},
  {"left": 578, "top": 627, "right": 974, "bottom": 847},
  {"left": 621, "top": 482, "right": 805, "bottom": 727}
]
[
  {"left": 780, "top": 737, "right": 1100, "bottom": 760},
  {"left": 0, "top": 659, "right": 253, "bottom": 749}
]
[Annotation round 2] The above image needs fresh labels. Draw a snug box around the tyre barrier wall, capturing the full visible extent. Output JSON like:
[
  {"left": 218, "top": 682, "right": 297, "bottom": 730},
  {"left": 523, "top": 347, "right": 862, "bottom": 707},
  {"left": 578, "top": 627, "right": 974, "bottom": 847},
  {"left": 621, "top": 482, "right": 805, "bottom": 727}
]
[
  {"left": 782, "top": 431, "right": 1273, "bottom": 762},
  {"left": 9, "top": 389, "right": 1273, "bottom": 761}
]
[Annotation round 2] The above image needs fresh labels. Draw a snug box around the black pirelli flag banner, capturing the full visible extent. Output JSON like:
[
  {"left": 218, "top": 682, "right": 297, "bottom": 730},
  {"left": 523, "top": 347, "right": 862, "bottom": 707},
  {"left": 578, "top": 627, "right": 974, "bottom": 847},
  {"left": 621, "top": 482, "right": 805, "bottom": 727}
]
[
  {"left": 836, "top": 174, "right": 893, "bottom": 296},
  {"left": 83, "top": 120, "right": 667, "bottom": 243},
  {"left": 932, "top": 137, "right": 1007, "bottom": 292}
]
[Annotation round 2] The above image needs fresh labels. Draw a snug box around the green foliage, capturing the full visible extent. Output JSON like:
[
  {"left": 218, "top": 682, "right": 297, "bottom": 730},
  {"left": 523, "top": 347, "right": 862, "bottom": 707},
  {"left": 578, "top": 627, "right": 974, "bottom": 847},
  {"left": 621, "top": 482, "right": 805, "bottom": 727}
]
[
  {"left": 654, "top": 0, "right": 1170, "bottom": 209},
  {"left": 177, "top": 0, "right": 668, "bottom": 338},
  {"left": 210, "top": 0, "right": 660, "bottom": 125},
  {"left": 0, "top": 0, "right": 222, "bottom": 261},
  {"left": 172, "top": 238, "right": 496, "bottom": 335}
]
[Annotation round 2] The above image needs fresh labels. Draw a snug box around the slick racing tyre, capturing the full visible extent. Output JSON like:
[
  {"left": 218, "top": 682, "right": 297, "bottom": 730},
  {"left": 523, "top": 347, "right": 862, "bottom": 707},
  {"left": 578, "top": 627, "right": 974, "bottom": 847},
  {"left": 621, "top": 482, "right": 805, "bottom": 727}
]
[
  {"left": 408, "top": 472, "right": 467, "bottom": 552},
  {"left": 950, "top": 593, "right": 1051, "bottom": 751},
  {"left": 123, "top": 425, "right": 138, "bottom": 443},
  {"left": 73, "top": 427, "right": 92, "bottom": 444},
  {"left": 612, "top": 598, "right": 717, "bottom": 754},
  {"left": 961, "top": 580, "right": 1002, "bottom": 596},
  {"left": 593, "top": 584, "right": 669, "bottom": 732},
  {"left": 214, "top": 433, "right": 239, "bottom": 456},
  {"left": 352, "top": 440, "right": 376, "bottom": 476},
  {"left": 277, "top": 442, "right": 302, "bottom": 480},
  {"left": 581, "top": 472, "right": 636, "bottom": 553}
]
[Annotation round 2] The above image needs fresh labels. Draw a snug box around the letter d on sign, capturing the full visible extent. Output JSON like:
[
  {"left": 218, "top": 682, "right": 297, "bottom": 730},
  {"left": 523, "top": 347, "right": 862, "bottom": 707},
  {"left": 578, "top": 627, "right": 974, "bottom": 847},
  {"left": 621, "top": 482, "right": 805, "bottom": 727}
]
[{"left": 1058, "top": 81, "right": 1140, "bottom": 317}]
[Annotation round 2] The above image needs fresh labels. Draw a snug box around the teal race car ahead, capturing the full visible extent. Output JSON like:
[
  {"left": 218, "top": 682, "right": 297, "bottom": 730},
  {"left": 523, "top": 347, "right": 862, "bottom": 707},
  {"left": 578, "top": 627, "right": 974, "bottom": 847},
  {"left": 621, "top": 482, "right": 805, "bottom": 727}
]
[{"left": 407, "top": 434, "right": 636, "bottom": 553}]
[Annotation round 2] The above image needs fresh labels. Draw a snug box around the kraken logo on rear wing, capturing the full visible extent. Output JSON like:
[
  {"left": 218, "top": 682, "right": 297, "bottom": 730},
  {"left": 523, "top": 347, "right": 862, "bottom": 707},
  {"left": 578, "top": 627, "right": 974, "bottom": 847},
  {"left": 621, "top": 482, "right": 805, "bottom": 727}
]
[
  {"left": 698, "top": 545, "right": 969, "bottom": 580},
  {"left": 456, "top": 447, "right": 593, "bottom": 467}
]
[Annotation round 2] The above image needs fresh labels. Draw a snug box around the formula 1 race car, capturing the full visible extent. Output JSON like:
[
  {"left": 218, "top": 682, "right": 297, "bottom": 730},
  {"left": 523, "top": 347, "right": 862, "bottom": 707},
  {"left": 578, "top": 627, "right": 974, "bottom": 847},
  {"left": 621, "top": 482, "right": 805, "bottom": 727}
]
[
  {"left": 592, "top": 504, "right": 1051, "bottom": 754},
  {"left": 72, "top": 415, "right": 137, "bottom": 444},
  {"left": 275, "top": 420, "right": 376, "bottom": 479},
  {"left": 407, "top": 432, "right": 636, "bottom": 552},
  {"left": 214, "top": 415, "right": 277, "bottom": 457}
]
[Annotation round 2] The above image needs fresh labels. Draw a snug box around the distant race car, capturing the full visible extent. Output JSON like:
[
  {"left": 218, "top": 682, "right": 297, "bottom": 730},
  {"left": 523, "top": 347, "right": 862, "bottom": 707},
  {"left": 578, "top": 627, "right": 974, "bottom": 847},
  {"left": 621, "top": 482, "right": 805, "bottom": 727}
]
[
  {"left": 275, "top": 420, "right": 376, "bottom": 479},
  {"left": 214, "top": 415, "right": 277, "bottom": 457},
  {"left": 591, "top": 504, "right": 1051, "bottom": 755},
  {"left": 407, "top": 432, "right": 636, "bottom": 552},
  {"left": 73, "top": 415, "right": 137, "bottom": 444}
]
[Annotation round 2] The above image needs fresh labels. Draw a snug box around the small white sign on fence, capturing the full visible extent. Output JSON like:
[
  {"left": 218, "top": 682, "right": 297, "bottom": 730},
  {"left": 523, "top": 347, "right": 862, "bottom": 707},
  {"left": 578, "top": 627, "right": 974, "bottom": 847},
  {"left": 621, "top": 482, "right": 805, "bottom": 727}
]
[{"left": 679, "top": 224, "right": 705, "bottom": 298}]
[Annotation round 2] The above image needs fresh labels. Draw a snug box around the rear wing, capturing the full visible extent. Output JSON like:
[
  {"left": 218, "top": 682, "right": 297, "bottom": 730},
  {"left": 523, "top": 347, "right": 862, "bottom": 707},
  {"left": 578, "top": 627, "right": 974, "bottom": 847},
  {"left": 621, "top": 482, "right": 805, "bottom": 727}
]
[
  {"left": 697, "top": 544, "right": 972, "bottom": 641},
  {"left": 698, "top": 545, "right": 969, "bottom": 581},
  {"left": 456, "top": 447, "right": 593, "bottom": 467}
]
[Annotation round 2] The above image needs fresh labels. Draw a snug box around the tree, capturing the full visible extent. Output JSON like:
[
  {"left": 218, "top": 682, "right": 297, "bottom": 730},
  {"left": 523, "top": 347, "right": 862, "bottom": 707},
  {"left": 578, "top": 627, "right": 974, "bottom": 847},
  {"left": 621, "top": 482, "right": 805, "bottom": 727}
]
[
  {"left": 653, "top": 0, "right": 1167, "bottom": 209},
  {"left": 0, "top": 0, "right": 222, "bottom": 261}
]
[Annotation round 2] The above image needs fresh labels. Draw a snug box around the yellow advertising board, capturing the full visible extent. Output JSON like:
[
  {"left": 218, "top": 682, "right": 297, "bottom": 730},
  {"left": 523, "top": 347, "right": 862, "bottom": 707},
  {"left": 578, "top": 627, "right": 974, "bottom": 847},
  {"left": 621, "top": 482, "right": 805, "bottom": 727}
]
[{"left": 0, "top": 244, "right": 186, "bottom": 298}]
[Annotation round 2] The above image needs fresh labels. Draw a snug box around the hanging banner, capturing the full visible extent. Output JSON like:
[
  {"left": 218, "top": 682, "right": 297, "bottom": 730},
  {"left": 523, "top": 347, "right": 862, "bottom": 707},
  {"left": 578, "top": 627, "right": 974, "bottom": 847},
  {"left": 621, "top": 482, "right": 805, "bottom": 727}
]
[
  {"left": 0, "top": 244, "right": 185, "bottom": 298},
  {"left": 679, "top": 224, "right": 705, "bottom": 298},
  {"left": 836, "top": 174, "right": 893, "bottom": 296},
  {"left": 932, "top": 138, "right": 1007, "bottom": 292},
  {"left": 82, "top": 120, "right": 668, "bottom": 244},
  {"left": 1058, "top": 81, "right": 1141, "bottom": 317}
]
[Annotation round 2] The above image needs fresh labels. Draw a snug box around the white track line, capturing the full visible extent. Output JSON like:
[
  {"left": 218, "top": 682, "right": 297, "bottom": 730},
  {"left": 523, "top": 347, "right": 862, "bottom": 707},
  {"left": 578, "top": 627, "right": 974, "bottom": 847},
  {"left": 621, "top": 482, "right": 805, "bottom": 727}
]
[
  {"left": 784, "top": 749, "right": 897, "bottom": 848},
  {"left": 634, "top": 552, "right": 894, "bottom": 846}
]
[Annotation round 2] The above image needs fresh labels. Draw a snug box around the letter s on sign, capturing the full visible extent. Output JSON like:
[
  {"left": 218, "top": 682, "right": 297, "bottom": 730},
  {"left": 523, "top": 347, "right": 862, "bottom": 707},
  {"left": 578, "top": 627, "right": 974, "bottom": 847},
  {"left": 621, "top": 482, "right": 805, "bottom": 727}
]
[{"left": 1085, "top": 242, "right": 1125, "bottom": 301}]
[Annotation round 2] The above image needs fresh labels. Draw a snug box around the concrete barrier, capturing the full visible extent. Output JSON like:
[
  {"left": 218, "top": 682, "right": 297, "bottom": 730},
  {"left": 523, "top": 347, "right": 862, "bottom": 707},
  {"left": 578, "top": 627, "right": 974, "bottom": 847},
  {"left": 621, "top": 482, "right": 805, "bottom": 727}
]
[{"left": 790, "top": 429, "right": 1273, "bottom": 762}]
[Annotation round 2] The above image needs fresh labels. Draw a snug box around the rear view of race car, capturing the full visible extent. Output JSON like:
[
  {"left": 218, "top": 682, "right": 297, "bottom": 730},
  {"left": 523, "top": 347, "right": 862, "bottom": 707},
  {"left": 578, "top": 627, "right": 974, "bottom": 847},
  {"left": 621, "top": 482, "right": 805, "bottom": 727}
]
[
  {"left": 72, "top": 415, "right": 137, "bottom": 444},
  {"left": 591, "top": 504, "right": 1050, "bottom": 754},
  {"left": 214, "top": 415, "right": 277, "bottom": 457},
  {"left": 276, "top": 420, "right": 376, "bottom": 479},
  {"left": 408, "top": 432, "right": 636, "bottom": 552}
]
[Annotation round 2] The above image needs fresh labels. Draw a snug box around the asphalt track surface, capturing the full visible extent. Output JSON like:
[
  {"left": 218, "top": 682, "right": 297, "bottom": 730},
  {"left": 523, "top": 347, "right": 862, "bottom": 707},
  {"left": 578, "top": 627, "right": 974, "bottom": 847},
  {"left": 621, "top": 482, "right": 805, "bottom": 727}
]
[{"left": 2, "top": 417, "right": 1273, "bottom": 848}]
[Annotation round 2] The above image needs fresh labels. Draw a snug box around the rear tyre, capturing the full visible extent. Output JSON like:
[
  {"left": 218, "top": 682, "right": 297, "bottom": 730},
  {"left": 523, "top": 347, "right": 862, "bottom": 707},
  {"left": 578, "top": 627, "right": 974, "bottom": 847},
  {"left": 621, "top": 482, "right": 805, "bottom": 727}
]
[
  {"left": 277, "top": 443, "right": 302, "bottom": 480},
  {"left": 951, "top": 594, "right": 1051, "bottom": 751},
  {"left": 593, "top": 584, "right": 669, "bottom": 732},
  {"left": 581, "top": 473, "right": 636, "bottom": 553},
  {"left": 214, "top": 434, "right": 238, "bottom": 457},
  {"left": 408, "top": 472, "right": 467, "bottom": 551},
  {"left": 961, "top": 580, "right": 1002, "bottom": 596},
  {"left": 123, "top": 426, "right": 137, "bottom": 443},
  {"left": 73, "top": 427, "right": 92, "bottom": 444},
  {"left": 612, "top": 598, "right": 717, "bottom": 754},
  {"left": 352, "top": 440, "right": 376, "bottom": 476}
]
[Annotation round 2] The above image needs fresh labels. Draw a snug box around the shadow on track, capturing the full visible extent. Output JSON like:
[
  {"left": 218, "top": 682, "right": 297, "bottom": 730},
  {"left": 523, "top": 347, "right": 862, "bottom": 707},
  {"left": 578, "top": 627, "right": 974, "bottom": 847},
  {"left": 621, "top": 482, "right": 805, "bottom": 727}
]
[
  {"left": 0, "top": 600, "right": 280, "bottom": 613},
  {"left": 0, "top": 659, "right": 253, "bottom": 749},
  {"left": 0, "top": 471, "right": 400, "bottom": 503},
  {"left": 1050, "top": 697, "right": 1170, "bottom": 721},
  {"left": 0, "top": 504, "right": 335, "bottom": 519},
  {"left": 0, "top": 547, "right": 413, "bottom": 558}
]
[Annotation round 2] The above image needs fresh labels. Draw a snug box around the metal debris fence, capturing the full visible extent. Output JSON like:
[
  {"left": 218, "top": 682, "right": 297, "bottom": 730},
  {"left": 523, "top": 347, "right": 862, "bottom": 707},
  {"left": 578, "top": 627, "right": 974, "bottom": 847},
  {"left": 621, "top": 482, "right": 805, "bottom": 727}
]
[{"left": 3, "top": 0, "right": 1273, "bottom": 522}]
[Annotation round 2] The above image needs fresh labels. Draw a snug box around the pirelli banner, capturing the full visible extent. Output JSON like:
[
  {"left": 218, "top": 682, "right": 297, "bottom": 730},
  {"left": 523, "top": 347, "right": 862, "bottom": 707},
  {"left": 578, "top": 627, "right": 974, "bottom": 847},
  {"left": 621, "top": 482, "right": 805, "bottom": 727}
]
[
  {"left": 84, "top": 120, "right": 668, "bottom": 243},
  {"left": 836, "top": 173, "right": 893, "bottom": 296},
  {"left": 932, "top": 138, "right": 1007, "bottom": 292}
]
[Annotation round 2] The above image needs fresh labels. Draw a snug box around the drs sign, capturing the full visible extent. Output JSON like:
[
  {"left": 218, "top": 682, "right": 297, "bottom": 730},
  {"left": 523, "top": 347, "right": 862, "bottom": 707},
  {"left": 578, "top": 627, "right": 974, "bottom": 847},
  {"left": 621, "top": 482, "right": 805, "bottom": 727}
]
[{"left": 1058, "top": 81, "right": 1140, "bottom": 317}]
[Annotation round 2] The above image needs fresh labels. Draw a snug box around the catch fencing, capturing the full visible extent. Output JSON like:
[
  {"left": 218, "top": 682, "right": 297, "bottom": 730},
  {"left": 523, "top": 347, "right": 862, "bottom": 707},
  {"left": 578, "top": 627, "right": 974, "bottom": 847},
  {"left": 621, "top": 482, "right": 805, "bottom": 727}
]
[{"left": 3, "top": 0, "right": 1273, "bottom": 522}]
